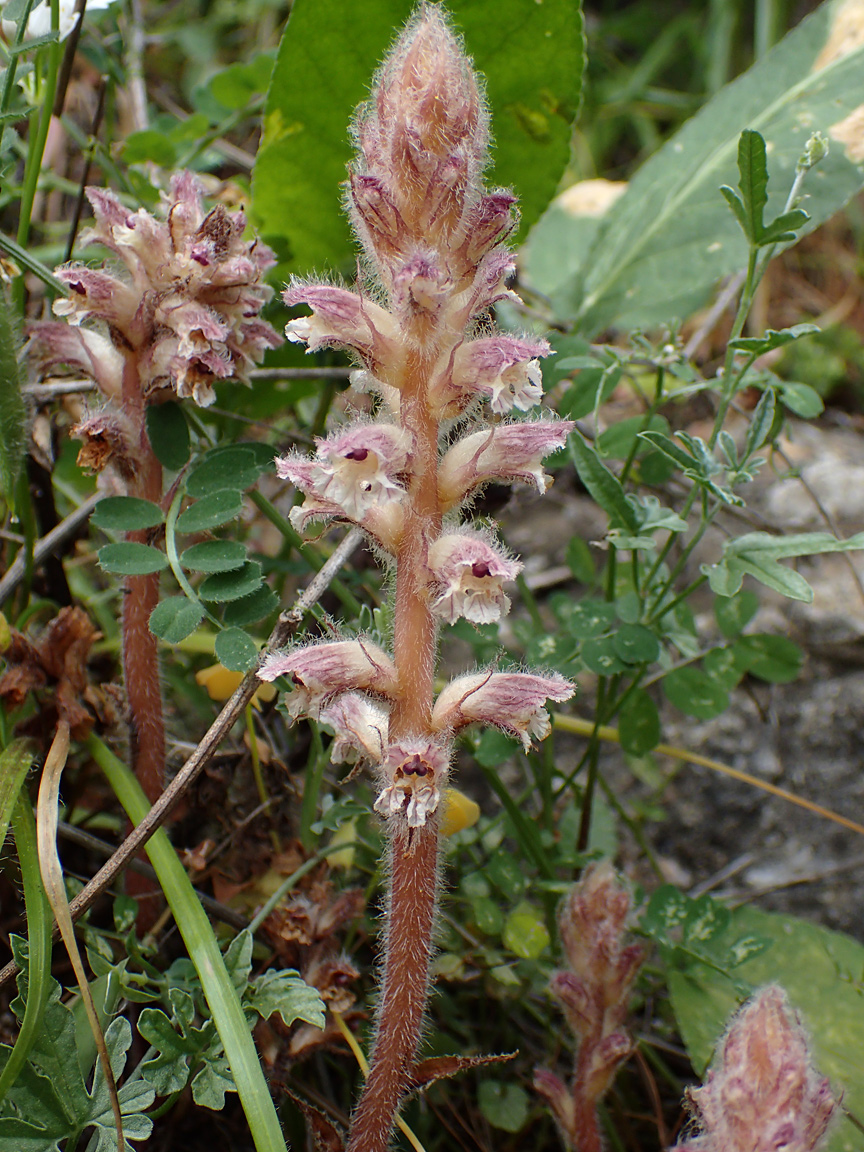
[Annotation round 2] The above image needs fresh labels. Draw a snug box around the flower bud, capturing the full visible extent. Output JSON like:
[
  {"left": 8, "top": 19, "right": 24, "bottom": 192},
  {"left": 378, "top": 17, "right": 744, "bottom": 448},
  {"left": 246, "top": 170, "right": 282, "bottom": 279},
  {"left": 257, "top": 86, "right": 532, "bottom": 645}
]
[
  {"left": 438, "top": 420, "right": 574, "bottom": 510},
  {"left": 431, "top": 671, "right": 574, "bottom": 749},
  {"left": 373, "top": 739, "right": 450, "bottom": 828},
  {"left": 426, "top": 529, "right": 521, "bottom": 624},
  {"left": 674, "top": 986, "right": 837, "bottom": 1152},
  {"left": 258, "top": 639, "right": 399, "bottom": 720}
]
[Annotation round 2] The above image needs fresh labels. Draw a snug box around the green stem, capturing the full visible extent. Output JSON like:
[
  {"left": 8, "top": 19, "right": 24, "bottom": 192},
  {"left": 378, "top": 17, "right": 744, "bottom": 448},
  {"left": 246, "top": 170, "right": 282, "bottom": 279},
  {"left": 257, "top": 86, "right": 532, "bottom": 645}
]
[
  {"left": 89, "top": 734, "right": 289, "bottom": 1152},
  {"left": 17, "top": 0, "right": 63, "bottom": 251}
]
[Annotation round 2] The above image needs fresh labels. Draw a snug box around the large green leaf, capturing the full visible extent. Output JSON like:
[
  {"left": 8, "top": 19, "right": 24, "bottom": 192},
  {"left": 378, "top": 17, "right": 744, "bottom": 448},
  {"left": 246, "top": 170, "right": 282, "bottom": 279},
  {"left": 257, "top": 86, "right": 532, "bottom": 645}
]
[
  {"left": 559, "top": 0, "right": 864, "bottom": 333},
  {"left": 253, "top": 0, "right": 584, "bottom": 273},
  {"left": 668, "top": 906, "right": 864, "bottom": 1152}
]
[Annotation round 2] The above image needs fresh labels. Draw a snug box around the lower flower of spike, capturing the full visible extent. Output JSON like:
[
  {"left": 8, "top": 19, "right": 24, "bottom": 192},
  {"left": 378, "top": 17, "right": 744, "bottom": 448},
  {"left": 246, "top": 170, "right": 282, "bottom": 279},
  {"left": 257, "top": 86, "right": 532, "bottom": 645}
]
[
  {"left": 373, "top": 740, "right": 450, "bottom": 828},
  {"left": 427, "top": 529, "right": 522, "bottom": 624},
  {"left": 258, "top": 640, "right": 398, "bottom": 721},
  {"left": 318, "top": 692, "right": 389, "bottom": 765}
]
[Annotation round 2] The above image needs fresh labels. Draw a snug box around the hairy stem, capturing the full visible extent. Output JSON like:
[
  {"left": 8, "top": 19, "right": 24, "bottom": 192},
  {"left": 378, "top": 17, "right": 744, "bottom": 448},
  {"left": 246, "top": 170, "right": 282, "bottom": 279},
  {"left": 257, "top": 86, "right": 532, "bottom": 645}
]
[
  {"left": 121, "top": 351, "right": 164, "bottom": 803},
  {"left": 347, "top": 350, "right": 442, "bottom": 1152}
]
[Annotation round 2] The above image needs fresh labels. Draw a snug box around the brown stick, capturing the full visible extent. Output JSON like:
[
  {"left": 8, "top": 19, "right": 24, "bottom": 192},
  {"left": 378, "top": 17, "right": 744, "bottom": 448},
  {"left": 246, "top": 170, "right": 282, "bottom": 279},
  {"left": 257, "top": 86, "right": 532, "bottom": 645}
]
[{"left": 0, "top": 529, "right": 362, "bottom": 991}]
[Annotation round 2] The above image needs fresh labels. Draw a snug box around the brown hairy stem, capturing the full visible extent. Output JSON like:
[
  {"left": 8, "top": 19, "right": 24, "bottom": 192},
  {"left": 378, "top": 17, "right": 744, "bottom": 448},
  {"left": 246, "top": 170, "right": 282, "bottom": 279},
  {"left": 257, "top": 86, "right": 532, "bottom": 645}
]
[
  {"left": 347, "top": 353, "right": 443, "bottom": 1152},
  {"left": 121, "top": 352, "right": 165, "bottom": 804}
]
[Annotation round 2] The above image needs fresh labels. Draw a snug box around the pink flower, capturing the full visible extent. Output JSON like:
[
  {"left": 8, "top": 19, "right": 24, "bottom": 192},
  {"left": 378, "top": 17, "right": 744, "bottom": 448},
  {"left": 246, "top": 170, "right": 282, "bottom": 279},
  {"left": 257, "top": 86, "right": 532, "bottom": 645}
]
[
  {"left": 373, "top": 739, "right": 450, "bottom": 828},
  {"left": 438, "top": 420, "right": 575, "bottom": 511},
  {"left": 431, "top": 671, "right": 574, "bottom": 749},
  {"left": 258, "top": 640, "right": 398, "bottom": 720},
  {"left": 25, "top": 323, "right": 124, "bottom": 400},
  {"left": 277, "top": 423, "right": 411, "bottom": 522},
  {"left": 43, "top": 176, "right": 280, "bottom": 405},
  {"left": 426, "top": 530, "right": 522, "bottom": 624},
  {"left": 674, "top": 987, "right": 837, "bottom": 1152},
  {"left": 318, "top": 693, "right": 389, "bottom": 765},
  {"left": 441, "top": 335, "right": 550, "bottom": 415},
  {"left": 282, "top": 282, "right": 399, "bottom": 371}
]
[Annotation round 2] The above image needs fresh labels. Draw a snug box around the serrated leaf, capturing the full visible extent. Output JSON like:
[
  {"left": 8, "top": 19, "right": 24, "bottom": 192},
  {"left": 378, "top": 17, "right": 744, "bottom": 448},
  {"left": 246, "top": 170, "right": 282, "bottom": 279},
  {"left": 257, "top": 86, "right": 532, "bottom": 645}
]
[
  {"left": 145, "top": 402, "right": 190, "bottom": 470},
  {"left": 566, "top": 4, "right": 864, "bottom": 333},
  {"left": 253, "top": 0, "right": 585, "bottom": 272},
  {"left": 138, "top": 992, "right": 219, "bottom": 1098},
  {"left": 91, "top": 497, "right": 165, "bottom": 533},
  {"left": 180, "top": 540, "right": 248, "bottom": 573},
  {"left": 214, "top": 627, "right": 258, "bottom": 672},
  {"left": 149, "top": 597, "right": 205, "bottom": 643},
  {"left": 570, "top": 433, "right": 638, "bottom": 531},
  {"left": 245, "top": 969, "right": 326, "bottom": 1029},
  {"left": 199, "top": 561, "right": 264, "bottom": 603},
  {"left": 0, "top": 289, "right": 25, "bottom": 511},
  {"left": 175, "top": 490, "right": 245, "bottom": 533},
  {"left": 98, "top": 543, "right": 168, "bottom": 576}
]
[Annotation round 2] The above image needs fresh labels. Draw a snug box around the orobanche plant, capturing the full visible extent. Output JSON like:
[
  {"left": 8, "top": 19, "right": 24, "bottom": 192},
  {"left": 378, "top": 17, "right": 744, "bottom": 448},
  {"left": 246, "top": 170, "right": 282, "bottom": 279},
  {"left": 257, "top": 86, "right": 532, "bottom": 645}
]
[{"left": 256, "top": 8, "right": 574, "bottom": 1148}]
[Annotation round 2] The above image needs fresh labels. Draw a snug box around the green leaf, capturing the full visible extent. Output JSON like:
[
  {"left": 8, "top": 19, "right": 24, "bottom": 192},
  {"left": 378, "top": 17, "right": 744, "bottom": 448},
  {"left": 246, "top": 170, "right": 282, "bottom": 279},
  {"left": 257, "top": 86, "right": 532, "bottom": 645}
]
[
  {"left": 91, "top": 497, "right": 165, "bottom": 533},
  {"left": 558, "top": 598, "right": 616, "bottom": 639},
  {"left": 0, "top": 290, "right": 24, "bottom": 512},
  {"left": 714, "top": 589, "right": 760, "bottom": 637},
  {"left": 138, "top": 989, "right": 223, "bottom": 1101},
  {"left": 581, "top": 635, "right": 626, "bottom": 676},
  {"left": 474, "top": 729, "right": 521, "bottom": 769},
  {"left": 199, "top": 561, "right": 264, "bottom": 603},
  {"left": 618, "top": 689, "right": 661, "bottom": 756},
  {"left": 206, "top": 52, "right": 275, "bottom": 110},
  {"left": 485, "top": 851, "right": 527, "bottom": 901},
  {"left": 214, "top": 628, "right": 258, "bottom": 672},
  {"left": 222, "top": 585, "right": 280, "bottom": 627},
  {"left": 612, "top": 623, "right": 660, "bottom": 665},
  {"left": 565, "top": 5, "right": 864, "bottom": 333},
  {"left": 0, "top": 741, "right": 34, "bottom": 857},
  {"left": 253, "top": 0, "right": 585, "bottom": 272},
  {"left": 722, "top": 129, "right": 770, "bottom": 244},
  {"left": 145, "top": 403, "right": 190, "bottom": 470},
  {"left": 663, "top": 667, "right": 729, "bottom": 720},
  {"left": 503, "top": 904, "right": 550, "bottom": 960},
  {"left": 175, "top": 490, "right": 245, "bottom": 533},
  {"left": 778, "top": 379, "right": 824, "bottom": 418},
  {"left": 703, "top": 645, "right": 745, "bottom": 691},
  {"left": 730, "top": 322, "right": 820, "bottom": 354},
  {"left": 569, "top": 433, "right": 638, "bottom": 531},
  {"left": 703, "top": 531, "right": 864, "bottom": 601},
  {"left": 186, "top": 447, "right": 265, "bottom": 497},
  {"left": 98, "top": 542, "right": 168, "bottom": 576},
  {"left": 667, "top": 905, "right": 864, "bottom": 1152},
  {"left": 558, "top": 364, "right": 622, "bottom": 421},
  {"left": 565, "top": 536, "right": 595, "bottom": 583},
  {"left": 180, "top": 540, "right": 248, "bottom": 573},
  {"left": 149, "top": 597, "right": 205, "bottom": 643},
  {"left": 733, "top": 633, "right": 803, "bottom": 683},
  {"left": 472, "top": 897, "right": 504, "bottom": 936},
  {"left": 477, "top": 1080, "right": 529, "bottom": 1134},
  {"left": 245, "top": 968, "right": 325, "bottom": 1029},
  {"left": 121, "top": 129, "right": 177, "bottom": 167}
]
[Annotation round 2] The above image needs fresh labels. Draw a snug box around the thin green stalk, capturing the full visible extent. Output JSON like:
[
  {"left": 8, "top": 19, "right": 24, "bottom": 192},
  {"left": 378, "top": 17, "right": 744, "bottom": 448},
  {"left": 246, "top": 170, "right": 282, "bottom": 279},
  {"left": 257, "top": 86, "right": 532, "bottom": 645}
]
[
  {"left": 476, "top": 759, "right": 554, "bottom": 879},
  {"left": 298, "top": 723, "right": 326, "bottom": 851},
  {"left": 17, "top": 0, "right": 63, "bottom": 251},
  {"left": 0, "top": 0, "right": 40, "bottom": 114},
  {"left": 0, "top": 793, "right": 53, "bottom": 1102},
  {"left": 88, "top": 734, "right": 289, "bottom": 1152}
]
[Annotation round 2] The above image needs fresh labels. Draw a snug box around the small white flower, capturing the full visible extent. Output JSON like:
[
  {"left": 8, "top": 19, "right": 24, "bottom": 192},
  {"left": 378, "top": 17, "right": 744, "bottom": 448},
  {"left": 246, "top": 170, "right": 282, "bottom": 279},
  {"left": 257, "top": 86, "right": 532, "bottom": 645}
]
[
  {"left": 427, "top": 530, "right": 521, "bottom": 624},
  {"left": 373, "top": 740, "right": 449, "bottom": 828}
]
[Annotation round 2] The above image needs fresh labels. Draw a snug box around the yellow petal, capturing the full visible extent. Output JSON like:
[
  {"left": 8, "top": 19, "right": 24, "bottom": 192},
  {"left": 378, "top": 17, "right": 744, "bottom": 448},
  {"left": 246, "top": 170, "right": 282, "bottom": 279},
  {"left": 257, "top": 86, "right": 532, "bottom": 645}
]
[
  {"left": 195, "top": 663, "right": 278, "bottom": 710},
  {"left": 440, "top": 787, "right": 480, "bottom": 836},
  {"left": 327, "top": 818, "right": 358, "bottom": 870}
]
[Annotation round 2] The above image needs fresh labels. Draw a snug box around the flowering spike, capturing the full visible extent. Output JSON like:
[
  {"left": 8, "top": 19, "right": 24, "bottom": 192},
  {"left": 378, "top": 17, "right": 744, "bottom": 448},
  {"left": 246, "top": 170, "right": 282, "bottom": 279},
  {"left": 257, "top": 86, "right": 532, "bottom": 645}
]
[
  {"left": 674, "top": 986, "right": 837, "bottom": 1152},
  {"left": 438, "top": 420, "right": 575, "bottom": 510},
  {"left": 431, "top": 671, "right": 574, "bottom": 749},
  {"left": 258, "top": 640, "right": 399, "bottom": 720},
  {"left": 426, "top": 529, "right": 521, "bottom": 624}
]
